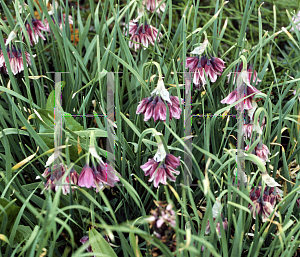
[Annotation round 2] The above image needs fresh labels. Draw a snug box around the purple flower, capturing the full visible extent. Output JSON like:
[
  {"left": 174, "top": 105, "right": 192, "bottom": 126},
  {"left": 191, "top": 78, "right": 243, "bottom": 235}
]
[
  {"left": 143, "top": 0, "right": 166, "bottom": 13},
  {"left": 24, "top": 19, "right": 47, "bottom": 46},
  {"left": 78, "top": 165, "right": 96, "bottom": 188},
  {"left": 205, "top": 216, "right": 228, "bottom": 237},
  {"left": 184, "top": 55, "right": 225, "bottom": 90},
  {"left": 126, "top": 20, "right": 162, "bottom": 51},
  {"left": 245, "top": 143, "right": 270, "bottom": 165},
  {"left": 0, "top": 45, "right": 35, "bottom": 75},
  {"left": 220, "top": 85, "right": 261, "bottom": 111},
  {"left": 249, "top": 196, "right": 277, "bottom": 222},
  {"left": 44, "top": 14, "right": 73, "bottom": 32},
  {"left": 228, "top": 63, "right": 261, "bottom": 85},
  {"left": 94, "top": 162, "right": 120, "bottom": 189},
  {"left": 80, "top": 236, "right": 94, "bottom": 256},
  {"left": 141, "top": 154, "right": 180, "bottom": 188},
  {"left": 136, "top": 95, "right": 183, "bottom": 122},
  {"left": 37, "top": 164, "right": 78, "bottom": 195}
]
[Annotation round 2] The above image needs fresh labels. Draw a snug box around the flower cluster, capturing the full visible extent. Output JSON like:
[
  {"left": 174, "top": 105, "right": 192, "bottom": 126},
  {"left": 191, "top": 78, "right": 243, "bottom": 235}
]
[
  {"left": 0, "top": 39, "right": 34, "bottom": 75},
  {"left": 249, "top": 186, "right": 282, "bottom": 222},
  {"left": 143, "top": 0, "right": 166, "bottom": 13},
  {"left": 37, "top": 161, "right": 120, "bottom": 194},
  {"left": 24, "top": 19, "right": 47, "bottom": 46},
  {"left": 141, "top": 153, "right": 180, "bottom": 188},
  {"left": 43, "top": 13, "right": 73, "bottom": 32},
  {"left": 245, "top": 143, "right": 270, "bottom": 165},
  {"left": 185, "top": 55, "right": 226, "bottom": 90},
  {"left": 126, "top": 21, "right": 162, "bottom": 51},
  {"left": 37, "top": 163, "right": 78, "bottom": 195},
  {"left": 136, "top": 95, "right": 183, "bottom": 122},
  {"left": 205, "top": 215, "right": 228, "bottom": 237},
  {"left": 147, "top": 202, "right": 177, "bottom": 256}
]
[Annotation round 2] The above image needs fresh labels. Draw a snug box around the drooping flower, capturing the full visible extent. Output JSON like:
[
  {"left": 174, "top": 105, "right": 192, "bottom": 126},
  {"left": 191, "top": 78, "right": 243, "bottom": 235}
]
[
  {"left": 205, "top": 216, "right": 228, "bottom": 237},
  {"left": 243, "top": 117, "right": 266, "bottom": 139},
  {"left": 245, "top": 143, "right": 270, "bottom": 165},
  {"left": 141, "top": 153, "right": 180, "bottom": 188},
  {"left": 249, "top": 195, "right": 278, "bottom": 222},
  {"left": 147, "top": 201, "right": 177, "bottom": 255},
  {"left": 37, "top": 164, "right": 78, "bottom": 195},
  {"left": 0, "top": 44, "right": 35, "bottom": 75},
  {"left": 184, "top": 55, "right": 225, "bottom": 90},
  {"left": 78, "top": 165, "right": 96, "bottom": 188},
  {"left": 136, "top": 95, "right": 183, "bottom": 122},
  {"left": 143, "top": 0, "right": 166, "bottom": 13},
  {"left": 220, "top": 85, "right": 261, "bottom": 111},
  {"left": 80, "top": 236, "right": 94, "bottom": 257},
  {"left": 94, "top": 161, "right": 120, "bottom": 190},
  {"left": 44, "top": 13, "right": 73, "bottom": 32},
  {"left": 24, "top": 19, "right": 47, "bottom": 46},
  {"left": 126, "top": 20, "right": 162, "bottom": 51},
  {"left": 229, "top": 63, "right": 261, "bottom": 85}
]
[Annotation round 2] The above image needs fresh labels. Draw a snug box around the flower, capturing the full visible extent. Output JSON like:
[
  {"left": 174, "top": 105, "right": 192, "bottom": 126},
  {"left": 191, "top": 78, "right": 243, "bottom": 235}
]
[
  {"left": 220, "top": 85, "right": 261, "bottom": 111},
  {"left": 37, "top": 164, "right": 78, "bottom": 195},
  {"left": 44, "top": 13, "right": 73, "bottom": 32},
  {"left": 78, "top": 165, "right": 96, "bottom": 188},
  {"left": 141, "top": 154, "right": 180, "bottom": 188},
  {"left": 94, "top": 161, "right": 120, "bottom": 189},
  {"left": 126, "top": 20, "right": 162, "bottom": 51},
  {"left": 24, "top": 19, "right": 47, "bottom": 46},
  {"left": 245, "top": 143, "right": 270, "bottom": 165},
  {"left": 136, "top": 95, "right": 183, "bottom": 122},
  {"left": 293, "top": 89, "right": 300, "bottom": 101},
  {"left": 143, "top": 0, "right": 166, "bottom": 13},
  {"left": 80, "top": 236, "right": 94, "bottom": 256},
  {"left": 78, "top": 162, "right": 120, "bottom": 191},
  {"left": 205, "top": 216, "right": 228, "bottom": 237},
  {"left": 0, "top": 44, "right": 35, "bottom": 75},
  {"left": 243, "top": 118, "right": 265, "bottom": 139},
  {"left": 147, "top": 201, "right": 177, "bottom": 255},
  {"left": 290, "top": 11, "right": 300, "bottom": 32},
  {"left": 249, "top": 196, "right": 278, "bottom": 222},
  {"left": 229, "top": 63, "right": 261, "bottom": 85},
  {"left": 184, "top": 55, "right": 225, "bottom": 90}
]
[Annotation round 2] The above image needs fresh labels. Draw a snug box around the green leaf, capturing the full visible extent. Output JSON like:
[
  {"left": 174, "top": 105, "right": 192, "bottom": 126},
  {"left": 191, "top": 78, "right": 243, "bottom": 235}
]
[
  {"left": 89, "top": 228, "right": 117, "bottom": 257},
  {"left": 0, "top": 198, "right": 21, "bottom": 235},
  {"left": 13, "top": 225, "right": 33, "bottom": 247}
]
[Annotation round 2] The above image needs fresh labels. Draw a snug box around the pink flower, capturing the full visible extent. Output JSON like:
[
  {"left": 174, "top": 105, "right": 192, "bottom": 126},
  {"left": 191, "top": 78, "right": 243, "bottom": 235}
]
[
  {"left": 205, "top": 216, "right": 228, "bottom": 237},
  {"left": 80, "top": 236, "right": 94, "bottom": 256},
  {"left": 141, "top": 154, "right": 180, "bottom": 188},
  {"left": 0, "top": 45, "right": 34, "bottom": 75},
  {"left": 143, "top": 0, "right": 166, "bottom": 13},
  {"left": 78, "top": 165, "right": 96, "bottom": 188},
  {"left": 44, "top": 14, "right": 73, "bottom": 32},
  {"left": 37, "top": 164, "right": 78, "bottom": 195},
  {"left": 249, "top": 196, "right": 278, "bottom": 222},
  {"left": 126, "top": 21, "right": 162, "bottom": 51},
  {"left": 24, "top": 19, "right": 47, "bottom": 46},
  {"left": 136, "top": 95, "right": 183, "bottom": 122},
  {"left": 245, "top": 143, "right": 270, "bottom": 165},
  {"left": 94, "top": 161, "right": 120, "bottom": 188},
  {"left": 184, "top": 55, "right": 225, "bottom": 90},
  {"left": 220, "top": 85, "right": 261, "bottom": 111},
  {"left": 229, "top": 63, "right": 261, "bottom": 85}
]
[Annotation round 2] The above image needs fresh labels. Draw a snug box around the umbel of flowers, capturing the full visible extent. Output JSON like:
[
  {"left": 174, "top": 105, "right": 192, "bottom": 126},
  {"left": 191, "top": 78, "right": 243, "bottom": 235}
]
[
  {"left": 136, "top": 62, "right": 184, "bottom": 122},
  {"left": 141, "top": 141, "right": 180, "bottom": 188},
  {"left": 184, "top": 35, "right": 226, "bottom": 90}
]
